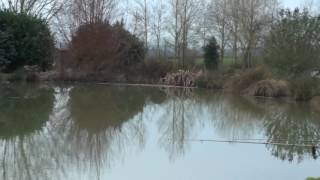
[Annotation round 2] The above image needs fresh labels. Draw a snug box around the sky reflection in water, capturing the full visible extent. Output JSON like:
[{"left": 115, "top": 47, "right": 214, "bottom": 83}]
[{"left": 0, "top": 84, "right": 319, "bottom": 180}]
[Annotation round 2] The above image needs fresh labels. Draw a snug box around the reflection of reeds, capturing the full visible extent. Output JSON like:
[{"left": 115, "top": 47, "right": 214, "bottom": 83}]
[{"left": 160, "top": 87, "right": 196, "bottom": 99}]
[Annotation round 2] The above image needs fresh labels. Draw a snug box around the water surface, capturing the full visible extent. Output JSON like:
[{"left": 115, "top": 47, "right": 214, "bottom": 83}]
[{"left": 0, "top": 83, "right": 319, "bottom": 180}]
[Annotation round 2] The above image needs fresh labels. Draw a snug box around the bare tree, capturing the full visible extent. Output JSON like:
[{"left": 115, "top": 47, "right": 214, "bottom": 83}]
[
  {"left": 0, "top": 0, "right": 63, "bottom": 20},
  {"left": 181, "top": 0, "right": 200, "bottom": 68},
  {"left": 51, "top": 0, "right": 119, "bottom": 45},
  {"left": 181, "top": 0, "right": 188, "bottom": 68},
  {"left": 207, "top": 0, "right": 278, "bottom": 67},
  {"left": 237, "top": 0, "right": 279, "bottom": 68},
  {"left": 227, "top": 0, "right": 241, "bottom": 64},
  {"left": 71, "top": 0, "right": 118, "bottom": 24},
  {"left": 167, "top": 0, "right": 182, "bottom": 59},
  {"left": 167, "top": 0, "right": 199, "bottom": 68},
  {"left": 195, "top": 0, "right": 212, "bottom": 48},
  {"left": 151, "top": 0, "right": 166, "bottom": 60},
  {"left": 132, "top": 0, "right": 149, "bottom": 50},
  {"left": 209, "top": 0, "right": 229, "bottom": 65}
]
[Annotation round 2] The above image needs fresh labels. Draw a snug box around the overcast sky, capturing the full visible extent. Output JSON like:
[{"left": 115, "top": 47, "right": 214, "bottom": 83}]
[
  {"left": 282, "top": 0, "right": 319, "bottom": 9},
  {"left": 282, "top": 0, "right": 300, "bottom": 8}
]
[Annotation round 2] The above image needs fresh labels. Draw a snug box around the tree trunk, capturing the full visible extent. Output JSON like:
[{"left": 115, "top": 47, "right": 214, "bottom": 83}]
[
  {"left": 144, "top": 0, "right": 148, "bottom": 50},
  {"left": 174, "top": 0, "right": 179, "bottom": 58},
  {"left": 181, "top": 0, "right": 188, "bottom": 69}
]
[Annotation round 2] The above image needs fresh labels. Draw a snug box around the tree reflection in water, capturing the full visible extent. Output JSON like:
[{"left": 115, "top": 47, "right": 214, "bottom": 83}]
[
  {"left": 66, "top": 85, "right": 153, "bottom": 179},
  {"left": 157, "top": 89, "right": 267, "bottom": 159},
  {"left": 158, "top": 88, "right": 200, "bottom": 160},
  {"left": 0, "top": 85, "right": 164, "bottom": 180},
  {"left": 157, "top": 89, "right": 320, "bottom": 163},
  {"left": 0, "top": 84, "right": 54, "bottom": 139},
  {"left": 209, "top": 95, "right": 266, "bottom": 140},
  {"left": 0, "top": 85, "right": 319, "bottom": 180},
  {"left": 0, "top": 84, "right": 55, "bottom": 180},
  {"left": 264, "top": 101, "right": 320, "bottom": 162}
]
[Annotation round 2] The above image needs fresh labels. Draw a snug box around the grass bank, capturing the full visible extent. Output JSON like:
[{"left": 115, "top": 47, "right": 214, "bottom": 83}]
[{"left": 1, "top": 60, "right": 319, "bottom": 103}]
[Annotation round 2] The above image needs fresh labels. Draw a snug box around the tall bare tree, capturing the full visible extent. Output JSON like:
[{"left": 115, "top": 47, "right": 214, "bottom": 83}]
[
  {"left": 167, "top": 0, "right": 199, "bottom": 68},
  {"left": 132, "top": 0, "right": 149, "bottom": 50},
  {"left": 195, "top": 0, "right": 212, "bottom": 48},
  {"left": 237, "top": 0, "right": 279, "bottom": 68},
  {"left": 181, "top": 0, "right": 188, "bottom": 68},
  {"left": 52, "top": 0, "right": 119, "bottom": 45},
  {"left": 151, "top": 0, "right": 166, "bottom": 60},
  {"left": 71, "top": 0, "right": 118, "bottom": 24},
  {"left": 0, "top": 0, "right": 63, "bottom": 20},
  {"left": 167, "top": 0, "right": 182, "bottom": 58},
  {"left": 227, "top": 0, "right": 240, "bottom": 64},
  {"left": 209, "top": 0, "right": 229, "bottom": 65}
]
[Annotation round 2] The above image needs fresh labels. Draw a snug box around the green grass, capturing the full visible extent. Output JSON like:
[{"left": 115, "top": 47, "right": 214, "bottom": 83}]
[
  {"left": 223, "top": 56, "right": 234, "bottom": 66},
  {"left": 166, "top": 56, "right": 238, "bottom": 69},
  {"left": 195, "top": 57, "right": 204, "bottom": 66},
  {"left": 196, "top": 57, "right": 235, "bottom": 66},
  {"left": 306, "top": 178, "right": 320, "bottom": 180}
]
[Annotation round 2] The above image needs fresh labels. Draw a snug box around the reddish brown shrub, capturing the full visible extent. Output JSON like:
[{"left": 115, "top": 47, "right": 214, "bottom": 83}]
[{"left": 69, "top": 21, "right": 145, "bottom": 80}]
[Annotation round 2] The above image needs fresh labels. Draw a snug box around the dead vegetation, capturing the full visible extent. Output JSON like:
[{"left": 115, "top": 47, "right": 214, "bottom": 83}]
[
  {"left": 221, "top": 66, "right": 291, "bottom": 98},
  {"left": 244, "top": 79, "right": 290, "bottom": 97},
  {"left": 311, "top": 96, "right": 320, "bottom": 114},
  {"left": 159, "top": 70, "right": 202, "bottom": 87},
  {"left": 223, "top": 66, "right": 270, "bottom": 94}
]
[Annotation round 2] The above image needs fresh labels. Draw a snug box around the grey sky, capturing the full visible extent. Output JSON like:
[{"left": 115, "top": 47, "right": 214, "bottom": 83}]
[
  {"left": 282, "top": 0, "right": 319, "bottom": 9},
  {"left": 282, "top": 0, "right": 301, "bottom": 8}
]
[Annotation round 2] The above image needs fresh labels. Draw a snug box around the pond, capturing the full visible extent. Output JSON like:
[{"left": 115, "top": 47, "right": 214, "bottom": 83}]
[{"left": 0, "top": 83, "right": 319, "bottom": 180}]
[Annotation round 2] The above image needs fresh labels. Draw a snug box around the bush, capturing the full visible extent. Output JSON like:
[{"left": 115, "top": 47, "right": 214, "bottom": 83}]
[
  {"left": 203, "top": 37, "right": 220, "bottom": 70},
  {"left": 264, "top": 9, "right": 320, "bottom": 77},
  {"left": 70, "top": 21, "right": 145, "bottom": 79},
  {"left": 224, "top": 66, "right": 270, "bottom": 93},
  {"left": 244, "top": 79, "right": 290, "bottom": 97},
  {"left": 289, "top": 76, "right": 319, "bottom": 101},
  {"left": 143, "top": 60, "right": 176, "bottom": 80},
  {"left": 311, "top": 96, "right": 320, "bottom": 114},
  {"left": 195, "top": 72, "right": 224, "bottom": 89},
  {"left": 0, "top": 10, "right": 54, "bottom": 72}
]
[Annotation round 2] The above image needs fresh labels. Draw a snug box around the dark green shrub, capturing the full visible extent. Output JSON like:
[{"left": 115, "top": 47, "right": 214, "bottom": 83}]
[
  {"left": 0, "top": 10, "right": 54, "bottom": 72},
  {"left": 290, "top": 76, "right": 319, "bottom": 101},
  {"left": 306, "top": 178, "right": 320, "bottom": 180},
  {"left": 264, "top": 9, "right": 320, "bottom": 77},
  {"left": 203, "top": 37, "right": 220, "bottom": 70}
]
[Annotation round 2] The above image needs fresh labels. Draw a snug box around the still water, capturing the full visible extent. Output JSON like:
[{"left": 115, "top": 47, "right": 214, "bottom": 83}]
[{"left": 0, "top": 83, "right": 319, "bottom": 180}]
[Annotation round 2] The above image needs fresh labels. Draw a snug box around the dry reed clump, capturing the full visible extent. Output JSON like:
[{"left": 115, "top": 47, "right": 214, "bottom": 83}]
[
  {"left": 223, "top": 66, "right": 270, "bottom": 93},
  {"left": 244, "top": 79, "right": 290, "bottom": 97},
  {"left": 160, "top": 70, "right": 202, "bottom": 87},
  {"left": 311, "top": 96, "right": 320, "bottom": 114}
]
